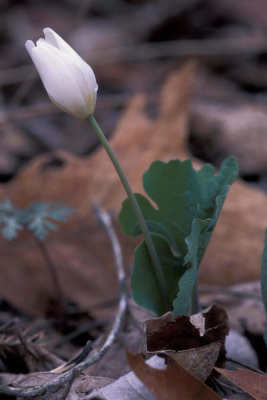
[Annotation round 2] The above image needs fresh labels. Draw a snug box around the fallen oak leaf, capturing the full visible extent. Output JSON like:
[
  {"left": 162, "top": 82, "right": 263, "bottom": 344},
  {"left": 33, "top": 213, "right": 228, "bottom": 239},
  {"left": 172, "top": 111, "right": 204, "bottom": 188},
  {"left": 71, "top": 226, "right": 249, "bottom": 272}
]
[
  {"left": 126, "top": 351, "right": 222, "bottom": 400},
  {"left": 215, "top": 367, "right": 267, "bottom": 400}
]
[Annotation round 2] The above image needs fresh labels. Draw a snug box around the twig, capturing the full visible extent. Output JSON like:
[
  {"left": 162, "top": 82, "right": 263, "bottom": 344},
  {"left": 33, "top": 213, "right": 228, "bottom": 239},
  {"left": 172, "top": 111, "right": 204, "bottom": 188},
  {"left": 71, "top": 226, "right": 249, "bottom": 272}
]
[
  {"left": 65, "top": 340, "right": 93, "bottom": 368},
  {"left": 59, "top": 369, "right": 76, "bottom": 400},
  {"left": 0, "top": 202, "right": 127, "bottom": 397},
  {"left": 17, "top": 329, "right": 39, "bottom": 361}
]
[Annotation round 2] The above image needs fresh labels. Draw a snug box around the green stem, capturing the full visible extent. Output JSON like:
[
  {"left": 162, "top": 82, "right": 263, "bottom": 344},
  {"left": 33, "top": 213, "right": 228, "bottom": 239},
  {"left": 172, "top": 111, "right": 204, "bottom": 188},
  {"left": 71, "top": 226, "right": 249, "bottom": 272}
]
[{"left": 88, "top": 115, "right": 169, "bottom": 309}]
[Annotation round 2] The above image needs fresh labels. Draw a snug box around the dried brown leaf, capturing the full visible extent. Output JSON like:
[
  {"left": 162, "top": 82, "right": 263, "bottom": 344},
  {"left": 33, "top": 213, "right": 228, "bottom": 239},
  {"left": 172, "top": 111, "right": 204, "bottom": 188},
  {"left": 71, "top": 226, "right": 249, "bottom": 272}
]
[
  {"left": 127, "top": 351, "right": 222, "bottom": 400},
  {"left": 166, "top": 341, "right": 222, "bottom": 382},
  {"left": 215, "top": 367, "right": 267, "bottom": 400},
  {"left": 145, "top": 305, "right": 229, "bottom": 352},
  {"left": 144, "top": 306, "right": 228, "bottom": 381}
]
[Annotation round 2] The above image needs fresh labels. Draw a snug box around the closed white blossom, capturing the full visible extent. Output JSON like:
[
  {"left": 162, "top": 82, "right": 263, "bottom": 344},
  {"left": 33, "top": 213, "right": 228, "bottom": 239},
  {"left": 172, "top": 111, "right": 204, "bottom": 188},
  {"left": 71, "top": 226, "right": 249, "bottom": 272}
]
[{"left": 25, "top": 27, "right": 98, "bottom": 118}]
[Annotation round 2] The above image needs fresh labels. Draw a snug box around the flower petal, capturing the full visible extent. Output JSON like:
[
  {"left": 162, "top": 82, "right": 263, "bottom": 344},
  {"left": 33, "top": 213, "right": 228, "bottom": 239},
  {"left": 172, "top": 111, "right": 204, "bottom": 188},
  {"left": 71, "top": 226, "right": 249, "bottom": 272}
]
[
  {"left": 43, "top": 27, "right": 98, "bottom": 98},
  {"left": 29, "top": 40, "right": 93, "bottom": 117},
  {"left": 25, "top": 40, "right": 35, "bottom": 55}
]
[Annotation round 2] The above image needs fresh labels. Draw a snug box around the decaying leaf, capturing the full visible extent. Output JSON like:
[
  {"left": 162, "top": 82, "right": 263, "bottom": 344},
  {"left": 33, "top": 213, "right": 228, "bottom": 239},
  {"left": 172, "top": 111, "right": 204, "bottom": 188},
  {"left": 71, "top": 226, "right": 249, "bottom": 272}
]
[
  {"left": 215, "top": 367, "right": 267, "bottom": 400},
  {"left": 165, "top": 341, "right": 222, "bottom": 382},
  {"left": 144, "top": 305, "right": 228, "bottom": 381},
  {"left": 145, "top": 305, "right": 229, "bottom": 351},
  {"left": 126, "top": 351, "right": 222, "bottom": 400}
]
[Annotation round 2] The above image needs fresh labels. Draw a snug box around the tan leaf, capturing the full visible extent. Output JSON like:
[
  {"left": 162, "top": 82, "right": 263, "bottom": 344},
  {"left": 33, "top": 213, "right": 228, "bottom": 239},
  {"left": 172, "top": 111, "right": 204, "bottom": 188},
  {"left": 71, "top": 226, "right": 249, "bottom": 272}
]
[
  {"left": 215, "top": 367, "right": 267, "bottom": 400},
  {"left": 145, "top": 306, "right": 229, "bottom": 352},
  {"left": 144, "top": 306, "right": 229, "bottom": 381},
  {"left": 126, "top": 351, "right": 222, "bottom": 400}
]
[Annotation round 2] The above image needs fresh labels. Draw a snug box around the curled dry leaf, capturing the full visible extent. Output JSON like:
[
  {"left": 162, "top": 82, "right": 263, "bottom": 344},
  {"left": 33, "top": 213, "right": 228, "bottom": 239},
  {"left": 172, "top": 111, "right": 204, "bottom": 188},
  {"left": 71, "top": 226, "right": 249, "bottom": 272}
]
[
  {"left": 215, "top": 367, "right": 267, "bottom": 400},
  {"left": 145, "top": 305, "right": 229, "bottom": 351},
  {"left": 144, "top": 305, "right": 229, "bottom": 381},
  {"left": 126, "top": 351, "right": 222, "bottom": 400}
]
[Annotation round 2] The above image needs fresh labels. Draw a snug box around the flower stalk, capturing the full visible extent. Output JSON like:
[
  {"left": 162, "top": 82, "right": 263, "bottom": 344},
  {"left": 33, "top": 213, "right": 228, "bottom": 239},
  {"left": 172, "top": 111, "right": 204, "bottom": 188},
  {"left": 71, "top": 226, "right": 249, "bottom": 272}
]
[{"left": 88, "top": 115, "right": 169, "bottom": 308}]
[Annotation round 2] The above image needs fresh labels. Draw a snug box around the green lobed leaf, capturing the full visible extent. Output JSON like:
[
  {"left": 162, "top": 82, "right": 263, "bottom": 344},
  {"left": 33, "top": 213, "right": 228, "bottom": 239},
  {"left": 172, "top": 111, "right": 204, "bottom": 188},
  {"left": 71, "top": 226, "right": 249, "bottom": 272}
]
[
  {"left": 261, "top": 230, "right": 267, "bottom": 346},
  {"left": 131, "top": 233, "right": 185, "bottom": 316},
  {"left": 119, "top": 159, "right": 199, "bottom": 257},
  {"left": 172, "top": 218, "right": 211, "bottom": 316},
  {"left": 172, "top": 181, "right": 235, "bottom": 316},
  {"left": 119, "top": 156, "right": 238, "bottom": 316},
  {"left": 196, "top": 156, "right": 238, "bottom": 219}
]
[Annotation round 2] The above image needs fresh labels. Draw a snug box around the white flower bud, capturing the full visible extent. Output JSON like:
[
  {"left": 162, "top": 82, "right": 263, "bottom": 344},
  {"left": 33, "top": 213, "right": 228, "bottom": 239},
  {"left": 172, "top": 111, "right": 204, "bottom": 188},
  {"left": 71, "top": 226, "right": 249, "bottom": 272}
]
[{"left": 25, "top": 27, "right": 98, "bottom": 118}]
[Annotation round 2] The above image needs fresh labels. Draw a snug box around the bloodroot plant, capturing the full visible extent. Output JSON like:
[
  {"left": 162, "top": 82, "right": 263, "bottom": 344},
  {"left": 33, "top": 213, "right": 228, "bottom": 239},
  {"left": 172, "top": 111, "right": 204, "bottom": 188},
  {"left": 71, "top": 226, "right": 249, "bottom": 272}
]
[
  {"left": 25, "top": 27, "right": 239, "bottom": 318},
  {"left": 119, "top": 157, "right": 238, "bottom": 316},
  {"left": 0, "top": 25, "right": 244, "bottom": 399}
]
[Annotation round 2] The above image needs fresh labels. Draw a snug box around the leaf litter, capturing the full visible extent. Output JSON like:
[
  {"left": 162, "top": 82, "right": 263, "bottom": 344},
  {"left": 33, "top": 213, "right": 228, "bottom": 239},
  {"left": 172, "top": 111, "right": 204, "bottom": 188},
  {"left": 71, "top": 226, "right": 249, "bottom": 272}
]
[
  {"left": 126, "top": 352, "right": 223, "bottom": 400},
  {"left": 215, "top": 368, "right": 267, "bottom": 400}
]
